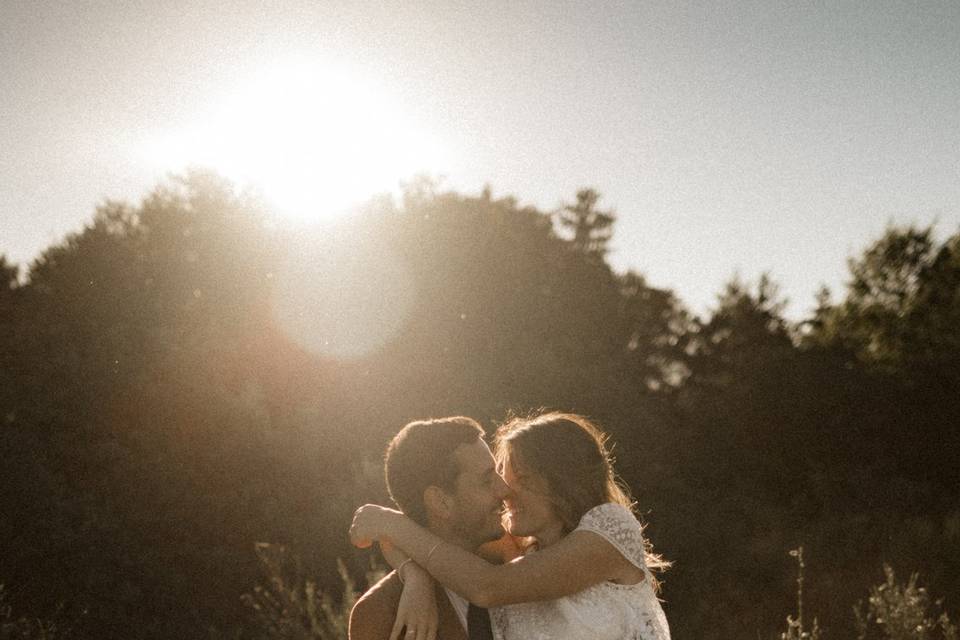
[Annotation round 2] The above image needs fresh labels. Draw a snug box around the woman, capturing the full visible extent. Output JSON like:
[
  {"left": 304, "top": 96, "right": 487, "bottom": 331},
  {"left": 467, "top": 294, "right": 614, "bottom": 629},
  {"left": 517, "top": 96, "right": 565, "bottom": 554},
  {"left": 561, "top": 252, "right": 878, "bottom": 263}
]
[{"left": 350, "top": 412, "right": 670, "bottom": 640}]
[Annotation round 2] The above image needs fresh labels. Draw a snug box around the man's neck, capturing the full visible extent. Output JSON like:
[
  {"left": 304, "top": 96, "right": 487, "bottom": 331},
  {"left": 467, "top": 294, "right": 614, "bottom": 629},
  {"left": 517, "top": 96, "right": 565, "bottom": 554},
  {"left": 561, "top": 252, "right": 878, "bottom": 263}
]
[{"left": 427, "top": 522, "right": 480, "bottom": 553}]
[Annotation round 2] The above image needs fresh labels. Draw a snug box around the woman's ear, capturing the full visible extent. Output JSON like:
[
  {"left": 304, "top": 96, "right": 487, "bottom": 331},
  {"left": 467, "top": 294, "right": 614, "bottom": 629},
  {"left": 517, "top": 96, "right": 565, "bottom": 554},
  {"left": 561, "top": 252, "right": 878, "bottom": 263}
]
[{"left": 423, "top": 485, "right": 452, "bottom": 521}]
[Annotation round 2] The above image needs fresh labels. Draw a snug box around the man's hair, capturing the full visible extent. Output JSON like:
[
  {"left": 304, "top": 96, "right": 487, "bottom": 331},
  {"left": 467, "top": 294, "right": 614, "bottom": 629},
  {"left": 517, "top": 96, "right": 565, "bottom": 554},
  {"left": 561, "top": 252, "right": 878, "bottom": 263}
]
[{"left": 384, "top": 416, "right": 485, "bottom": 526}]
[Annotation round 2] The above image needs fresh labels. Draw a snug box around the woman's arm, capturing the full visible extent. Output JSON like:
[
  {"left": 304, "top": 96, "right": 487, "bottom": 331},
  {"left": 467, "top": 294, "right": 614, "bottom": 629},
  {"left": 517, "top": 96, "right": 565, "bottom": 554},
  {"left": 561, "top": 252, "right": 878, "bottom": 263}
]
[{"left": 350, "top": 505, "right": 629, "bottom": 608}]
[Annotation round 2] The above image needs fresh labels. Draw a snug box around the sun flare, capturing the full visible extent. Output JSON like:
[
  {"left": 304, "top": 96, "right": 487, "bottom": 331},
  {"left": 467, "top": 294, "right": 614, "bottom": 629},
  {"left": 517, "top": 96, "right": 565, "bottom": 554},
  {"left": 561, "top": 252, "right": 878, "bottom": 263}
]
[{"left": 145, "top": 59, "right": 446, "bottom": 222}]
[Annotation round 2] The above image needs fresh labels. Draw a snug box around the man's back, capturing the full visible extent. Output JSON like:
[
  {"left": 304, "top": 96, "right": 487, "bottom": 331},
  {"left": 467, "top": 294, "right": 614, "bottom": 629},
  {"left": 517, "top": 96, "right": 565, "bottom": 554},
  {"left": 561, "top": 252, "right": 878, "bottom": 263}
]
[{"left": 349, "top": 571, "right": 467, "bottom": 640}]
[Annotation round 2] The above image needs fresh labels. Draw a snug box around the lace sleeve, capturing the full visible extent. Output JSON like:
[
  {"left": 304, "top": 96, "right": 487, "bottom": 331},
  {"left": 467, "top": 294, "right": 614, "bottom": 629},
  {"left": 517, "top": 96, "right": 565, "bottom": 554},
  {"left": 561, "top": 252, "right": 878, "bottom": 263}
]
[{"left": 575, "top": 503, "right": 648, "bottom": 571}]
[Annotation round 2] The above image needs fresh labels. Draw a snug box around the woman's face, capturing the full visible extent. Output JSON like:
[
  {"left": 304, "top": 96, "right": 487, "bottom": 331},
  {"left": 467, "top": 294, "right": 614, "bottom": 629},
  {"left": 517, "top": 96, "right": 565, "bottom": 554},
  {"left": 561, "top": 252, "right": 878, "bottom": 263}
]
[{"left": 500, "top": 450, "right": 565, "bottom": 545}]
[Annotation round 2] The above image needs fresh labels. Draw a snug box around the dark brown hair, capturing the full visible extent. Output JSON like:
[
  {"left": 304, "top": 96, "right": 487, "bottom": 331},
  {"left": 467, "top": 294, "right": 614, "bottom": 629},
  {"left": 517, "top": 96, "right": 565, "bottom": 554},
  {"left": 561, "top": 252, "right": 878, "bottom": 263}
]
[
  {"left": 494, "top": 411, "right": 669, "bottom": 582},
  {"left": 385, "top": 416, "right": 485, "bottom": 526}
]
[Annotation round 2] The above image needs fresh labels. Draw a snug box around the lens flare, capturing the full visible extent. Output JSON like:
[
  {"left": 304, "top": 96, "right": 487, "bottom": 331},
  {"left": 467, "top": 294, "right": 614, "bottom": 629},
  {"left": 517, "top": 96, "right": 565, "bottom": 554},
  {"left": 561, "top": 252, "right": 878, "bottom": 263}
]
[{"left": 270, "top": 228, "right": 415, "bottom": 360}]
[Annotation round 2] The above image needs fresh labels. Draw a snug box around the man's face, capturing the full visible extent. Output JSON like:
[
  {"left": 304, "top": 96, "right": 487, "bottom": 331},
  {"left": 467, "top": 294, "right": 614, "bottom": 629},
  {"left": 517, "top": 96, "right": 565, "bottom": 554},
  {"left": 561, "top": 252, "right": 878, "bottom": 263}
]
[{"left": 446, "top": 438, "right": 511, "bottom": 548}]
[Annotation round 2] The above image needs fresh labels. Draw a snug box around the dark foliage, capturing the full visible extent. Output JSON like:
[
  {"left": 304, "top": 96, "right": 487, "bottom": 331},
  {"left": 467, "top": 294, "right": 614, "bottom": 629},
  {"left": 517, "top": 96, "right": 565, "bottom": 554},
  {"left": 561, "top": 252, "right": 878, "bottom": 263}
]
[{"left": 1, "top": 173, "right": 957, "bottom": 638}]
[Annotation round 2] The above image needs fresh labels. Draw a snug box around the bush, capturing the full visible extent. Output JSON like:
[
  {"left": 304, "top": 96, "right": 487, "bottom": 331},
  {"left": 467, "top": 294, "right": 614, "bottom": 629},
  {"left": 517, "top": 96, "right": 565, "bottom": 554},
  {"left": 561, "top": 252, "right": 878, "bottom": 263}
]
[{"left": 855, "top": 565, "right": 957, "bottom": 640}]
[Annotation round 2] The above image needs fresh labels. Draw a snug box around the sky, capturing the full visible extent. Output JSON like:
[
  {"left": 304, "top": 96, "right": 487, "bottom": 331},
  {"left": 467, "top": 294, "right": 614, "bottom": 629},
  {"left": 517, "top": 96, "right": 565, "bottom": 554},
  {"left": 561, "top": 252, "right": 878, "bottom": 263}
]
[{"left": 2, "top": 0, "right": 959, "bottom": 319}]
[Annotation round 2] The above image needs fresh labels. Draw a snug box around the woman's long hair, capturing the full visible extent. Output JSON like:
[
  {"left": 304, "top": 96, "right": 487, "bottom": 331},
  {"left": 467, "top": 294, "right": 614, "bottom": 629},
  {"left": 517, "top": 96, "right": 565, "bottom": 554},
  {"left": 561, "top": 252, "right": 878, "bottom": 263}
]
[{"left": 494, "top": 411, "right": 669, "bottom": 586}]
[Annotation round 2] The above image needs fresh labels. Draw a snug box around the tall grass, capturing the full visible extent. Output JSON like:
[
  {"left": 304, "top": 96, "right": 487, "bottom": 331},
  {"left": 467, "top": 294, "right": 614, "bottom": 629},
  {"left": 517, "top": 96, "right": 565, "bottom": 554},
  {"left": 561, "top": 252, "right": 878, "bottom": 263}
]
[
  {"left": 781, "top": 547, "right": 822, "bottom": 640},
  {"left": 241, "top": 544, "right": 385, "bottom": 640},
  {"left": 0, "top": 584, "right": 72, "bottom": 639}
]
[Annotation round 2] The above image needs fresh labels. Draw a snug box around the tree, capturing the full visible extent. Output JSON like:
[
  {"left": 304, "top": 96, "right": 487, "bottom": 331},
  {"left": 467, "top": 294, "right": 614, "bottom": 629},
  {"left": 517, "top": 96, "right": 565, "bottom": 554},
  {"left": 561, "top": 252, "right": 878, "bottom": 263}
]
[
  {"left": 685, "top": 273, "right": 795, "bottom": 388},
  {"left": 805, "top": 225, "right": 960, "bottom": 484},
  {"left": 812, "top": 226, "right": 960, "bottom": 381},
  {"left": 0, "top": 255, "right": 16, "bottom": 293},
  {"left": 614, "top": 270, "right": 693, "bottom": 390},
  {"left": 0, "top": 255, "right": 19, "bottom": 409},
  {"left": 557, "top": 188, "right": 616, "bottom": 258}
]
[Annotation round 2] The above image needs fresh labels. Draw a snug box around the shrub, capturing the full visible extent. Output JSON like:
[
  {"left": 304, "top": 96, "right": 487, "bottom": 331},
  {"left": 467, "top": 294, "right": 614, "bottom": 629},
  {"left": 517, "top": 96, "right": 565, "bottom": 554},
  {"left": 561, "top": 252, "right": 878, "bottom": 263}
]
[{"left": 854, "top": 565, "right": 956, "bottom": 640}]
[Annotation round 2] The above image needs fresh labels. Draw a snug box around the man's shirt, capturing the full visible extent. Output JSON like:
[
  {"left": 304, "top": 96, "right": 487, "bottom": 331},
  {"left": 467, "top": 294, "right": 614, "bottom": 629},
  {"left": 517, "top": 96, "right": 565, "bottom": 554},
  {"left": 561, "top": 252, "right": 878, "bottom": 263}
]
[{"left": 443, "top": 587, "right": 470, "bottom": 631}]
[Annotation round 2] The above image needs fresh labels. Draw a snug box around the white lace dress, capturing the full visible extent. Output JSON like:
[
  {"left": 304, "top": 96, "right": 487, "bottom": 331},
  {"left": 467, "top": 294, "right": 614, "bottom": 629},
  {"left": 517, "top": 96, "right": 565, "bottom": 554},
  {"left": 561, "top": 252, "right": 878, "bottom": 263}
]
[{"left": 490, "top": 503, "right": 670, "bottom": 640}]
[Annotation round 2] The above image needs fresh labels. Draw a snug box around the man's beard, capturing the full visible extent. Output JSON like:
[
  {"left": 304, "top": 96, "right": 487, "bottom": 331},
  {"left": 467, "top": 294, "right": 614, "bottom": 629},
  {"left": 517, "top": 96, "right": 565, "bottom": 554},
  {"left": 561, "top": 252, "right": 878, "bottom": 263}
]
[{"left": 452, "top": 511, "right": 503, "bottom": 549}]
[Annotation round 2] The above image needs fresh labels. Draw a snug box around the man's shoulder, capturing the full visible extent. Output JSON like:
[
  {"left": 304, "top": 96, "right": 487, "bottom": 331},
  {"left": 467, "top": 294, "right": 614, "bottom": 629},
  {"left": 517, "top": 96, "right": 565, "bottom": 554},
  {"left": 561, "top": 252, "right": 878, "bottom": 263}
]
[
  {"left": 349, "top": 570, "right": 468, "bottom": 640},
  {"left": 349, "top": 571, "right": 402, "bottom": 640}
]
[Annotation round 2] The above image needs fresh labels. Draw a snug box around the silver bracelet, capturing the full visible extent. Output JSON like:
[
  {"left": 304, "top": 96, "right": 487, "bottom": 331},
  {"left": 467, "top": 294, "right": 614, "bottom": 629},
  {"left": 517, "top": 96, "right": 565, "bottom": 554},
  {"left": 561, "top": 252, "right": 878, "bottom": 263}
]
[
  {"left": 396, "top": 557, "right": 414, "bottom": 583},
  {"left": 424, "top": 541, "right": 443, "bottom": 569}
]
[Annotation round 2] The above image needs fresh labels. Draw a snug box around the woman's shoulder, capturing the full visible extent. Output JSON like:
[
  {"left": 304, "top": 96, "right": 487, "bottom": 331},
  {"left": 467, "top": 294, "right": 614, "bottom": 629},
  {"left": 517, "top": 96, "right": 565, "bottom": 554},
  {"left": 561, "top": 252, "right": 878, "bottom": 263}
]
[
  {"left": 575, "top": 502, "right": 647, "bottom": 570},
  {"left": 577, "top": 502, "right": 639, "bottom": 530}
]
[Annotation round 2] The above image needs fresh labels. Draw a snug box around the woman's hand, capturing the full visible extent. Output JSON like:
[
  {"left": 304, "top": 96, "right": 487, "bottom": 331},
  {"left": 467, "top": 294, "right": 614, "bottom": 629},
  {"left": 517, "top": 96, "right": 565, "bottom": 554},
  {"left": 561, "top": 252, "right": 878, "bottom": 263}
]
[
  {"left": 349, "top": 504, "right": 401, "bottom": 548},
  {"left": 392, "top": 562, "right": 438, "bottom": 640}
]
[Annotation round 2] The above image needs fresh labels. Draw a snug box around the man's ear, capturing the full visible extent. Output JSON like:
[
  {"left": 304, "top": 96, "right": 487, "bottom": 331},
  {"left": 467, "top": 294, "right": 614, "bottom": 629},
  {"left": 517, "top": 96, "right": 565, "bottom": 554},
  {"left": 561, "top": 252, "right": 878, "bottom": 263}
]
[{"left": 423, "top": 485, "right": 452, "bottom": 521}]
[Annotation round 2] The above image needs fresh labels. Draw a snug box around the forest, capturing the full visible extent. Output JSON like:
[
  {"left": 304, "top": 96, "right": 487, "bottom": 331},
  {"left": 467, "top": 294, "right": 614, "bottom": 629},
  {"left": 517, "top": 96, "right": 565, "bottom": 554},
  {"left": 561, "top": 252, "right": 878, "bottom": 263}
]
[{"left": 1, "top": 171, "right": 957, "bottom": 639}]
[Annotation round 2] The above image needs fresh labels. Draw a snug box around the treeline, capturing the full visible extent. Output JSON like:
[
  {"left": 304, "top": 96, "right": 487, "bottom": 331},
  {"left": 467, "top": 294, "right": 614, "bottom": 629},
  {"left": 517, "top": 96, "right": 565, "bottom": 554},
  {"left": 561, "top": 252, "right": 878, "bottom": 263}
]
[{"left": 1, "top": 171, "right": 957, "bottom": 639}]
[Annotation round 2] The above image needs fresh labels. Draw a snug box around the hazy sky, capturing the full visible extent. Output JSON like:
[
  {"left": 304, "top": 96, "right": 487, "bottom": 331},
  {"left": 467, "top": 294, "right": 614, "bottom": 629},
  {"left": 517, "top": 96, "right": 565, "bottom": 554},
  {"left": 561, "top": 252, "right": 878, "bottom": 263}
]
[{"left": 2, "top": 1, "right": 959, "bottom": 319}]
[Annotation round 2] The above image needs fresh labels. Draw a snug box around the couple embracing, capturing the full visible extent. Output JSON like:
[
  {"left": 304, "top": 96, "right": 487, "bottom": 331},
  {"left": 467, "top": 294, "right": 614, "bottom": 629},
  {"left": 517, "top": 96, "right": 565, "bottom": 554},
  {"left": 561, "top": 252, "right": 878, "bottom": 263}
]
[{"left": 349, "top": 412, "right": 670, "bottom": 640}]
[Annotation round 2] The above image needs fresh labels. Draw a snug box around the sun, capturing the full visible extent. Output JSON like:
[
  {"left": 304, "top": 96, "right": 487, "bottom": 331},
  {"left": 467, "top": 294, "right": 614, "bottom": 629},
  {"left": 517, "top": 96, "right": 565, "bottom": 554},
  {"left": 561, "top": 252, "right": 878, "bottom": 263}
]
[{"left": 145, "top": 59, "right": 446, "bottom": 222}]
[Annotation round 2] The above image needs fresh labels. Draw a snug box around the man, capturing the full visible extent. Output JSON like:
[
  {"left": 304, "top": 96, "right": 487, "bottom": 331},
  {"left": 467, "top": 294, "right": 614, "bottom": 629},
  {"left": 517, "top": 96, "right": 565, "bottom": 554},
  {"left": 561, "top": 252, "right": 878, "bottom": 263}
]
[{"left": 349, "top": 416, "right": 512, "bottom": 640}]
